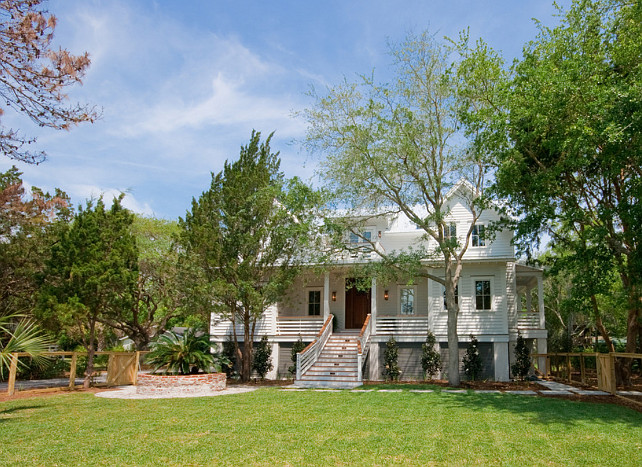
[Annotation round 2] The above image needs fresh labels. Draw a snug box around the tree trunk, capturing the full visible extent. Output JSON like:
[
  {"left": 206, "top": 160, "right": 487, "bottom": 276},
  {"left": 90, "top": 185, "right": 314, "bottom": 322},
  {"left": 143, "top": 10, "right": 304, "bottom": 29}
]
[
  {"left": 590, "top": 295, "right": 614, "bottom": 352},
  {"left": 444, "top": 264, "right": 460, "bottom": 386},
  {"left": 240, "top": 313, "right": 253, "bottom": 382}
]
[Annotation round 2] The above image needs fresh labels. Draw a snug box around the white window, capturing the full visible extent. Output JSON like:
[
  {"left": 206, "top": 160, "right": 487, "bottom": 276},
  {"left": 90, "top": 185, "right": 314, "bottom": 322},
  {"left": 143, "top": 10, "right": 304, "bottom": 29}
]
[
  {"left": 472, "top": 224, "right": 485, "bottom": 247},
  {"left": 399, "top": 287, "right": 415, "bottom": 315},
  {"left": 349, "top": 230, "right": 372, "bottom": 244},
  {"left": 475, "top": 280, "right": 492, "bottom": 311},
  {"left": 443, "top": 284, "right": 459, "bottom": 310},
  {"left": 443, "top": 223, "right": 457, "bottom": 242},
  {"left": 308, "top": 290, "right": 321, "bottom": 316}
]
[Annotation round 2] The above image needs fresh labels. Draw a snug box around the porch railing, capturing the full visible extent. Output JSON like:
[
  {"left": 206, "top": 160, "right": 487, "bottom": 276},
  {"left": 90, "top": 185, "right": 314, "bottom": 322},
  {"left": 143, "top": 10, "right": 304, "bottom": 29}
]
[
  {"left": 357, "top": 314, "right": 372, "bottom": 382},
  {"left": 296, "top": 315, "right": 334, "bottom": 380},
  {"left": 276, "top": 317, "right": 324, "bottom": 336},
  {"left": 516, "top": 311, "right": 541, "bottom": 330},
  {"left": 376, "top": 316, "right": 429, "bottom": 335}
]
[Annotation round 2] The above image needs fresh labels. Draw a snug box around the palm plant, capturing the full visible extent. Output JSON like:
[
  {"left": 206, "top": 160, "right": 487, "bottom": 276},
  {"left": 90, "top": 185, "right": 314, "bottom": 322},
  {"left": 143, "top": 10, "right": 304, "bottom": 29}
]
[
  {"left": 146, "top": 329, "right": 216, "bottom": 375},
  {"left": 0, "top": 313, "right": 52, "bottom": 379}
]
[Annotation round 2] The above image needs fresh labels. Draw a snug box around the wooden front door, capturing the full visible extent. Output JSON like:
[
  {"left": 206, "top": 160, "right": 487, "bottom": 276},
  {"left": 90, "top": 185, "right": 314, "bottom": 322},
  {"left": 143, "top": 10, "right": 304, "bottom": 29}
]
[{"left": 345, "top": 281, "right": 371, "bottom": 329}]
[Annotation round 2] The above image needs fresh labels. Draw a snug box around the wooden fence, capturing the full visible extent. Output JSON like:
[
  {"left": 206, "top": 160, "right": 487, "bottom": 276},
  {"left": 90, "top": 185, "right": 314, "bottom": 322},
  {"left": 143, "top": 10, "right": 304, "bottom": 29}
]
[
  {"left": 5, "top": 351, "right": 148, "bottom": 396},
  {"left": 532, "top": 352, "right": 642, "bottom": 394}
]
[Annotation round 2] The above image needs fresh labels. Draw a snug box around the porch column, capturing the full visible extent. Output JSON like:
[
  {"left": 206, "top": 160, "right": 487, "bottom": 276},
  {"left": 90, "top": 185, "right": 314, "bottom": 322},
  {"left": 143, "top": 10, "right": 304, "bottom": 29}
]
[
  {"left": 537, "top": 338, "right": 547, "bottom": 376},
  {"left": 323, "top": 272, "right": 330, "bottom": 321},
  {"left": 267, "top": 342, "right": 279, "bottom": 380},
  {"left": 537, "top": 276, "right": 545, "bottom": 329},
  {"left": 369, "top": 342, "right": 379, "bottom": 380},
  {"left": 371, "top": 277, "right": 377, "bottom": 335},
  {"left": 494, "top": 342, "right": 509, "bottom": 382}
]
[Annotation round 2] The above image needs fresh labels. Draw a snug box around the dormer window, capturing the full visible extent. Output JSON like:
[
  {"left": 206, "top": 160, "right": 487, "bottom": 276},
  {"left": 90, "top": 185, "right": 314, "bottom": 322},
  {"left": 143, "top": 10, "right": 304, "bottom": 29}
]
[{"left": 472, "top": 224, "right": 485, "bottom": 247}]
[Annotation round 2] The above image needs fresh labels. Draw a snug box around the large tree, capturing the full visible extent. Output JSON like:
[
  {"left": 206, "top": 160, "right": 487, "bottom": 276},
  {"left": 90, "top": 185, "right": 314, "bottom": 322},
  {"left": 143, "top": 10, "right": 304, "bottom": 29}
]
[
  {"left": 303, "top": 32, "right": 502, "bottom": 386},
  {"left": 38, "top": 196, "right": 137, "bottom": 387},
  {"left": 0, "top": 0, "right": 99, "bottom": 163},
  {"left": 486, "top": 0, "right": 642, "bottom": 362},
  {"left": 97, "top": 215, "right": 185, "bottom": 350},
  {"left": 180, "top": 131, "right": 318, "bottom": 382}
]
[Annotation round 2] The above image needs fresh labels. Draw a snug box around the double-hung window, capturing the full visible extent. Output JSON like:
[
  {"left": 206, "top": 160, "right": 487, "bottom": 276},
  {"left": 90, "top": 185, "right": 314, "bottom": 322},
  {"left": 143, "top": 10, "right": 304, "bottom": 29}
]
[
  {"left": 308, "top": 290, "right": 321, "bottom": 316},
  {"left": 349, "top": 230, "right": 372, "bottom": 244},
  {"left": 400, "top": 287, "right": 415, "bottom": 315},
  {"left": 443, "top": 223, "right": 457, "bottom": 243},
  {"left": 472, "top": 224, "right": 485, "bottom": 247},
  {"left": 475, "top": 280, "right": 492, "bottom": 311}
]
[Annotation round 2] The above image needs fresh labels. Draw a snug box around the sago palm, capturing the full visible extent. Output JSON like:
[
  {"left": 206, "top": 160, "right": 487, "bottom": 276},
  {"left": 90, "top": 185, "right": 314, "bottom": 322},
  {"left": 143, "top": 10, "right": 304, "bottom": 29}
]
[{"left": 146, "top": 329, "right": 215, "bottom": 375}]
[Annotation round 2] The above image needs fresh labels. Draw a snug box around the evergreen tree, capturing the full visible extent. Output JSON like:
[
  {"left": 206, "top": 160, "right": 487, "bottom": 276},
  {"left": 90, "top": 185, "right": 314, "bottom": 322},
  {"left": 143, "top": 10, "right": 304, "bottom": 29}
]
[
  {"left": 421, "top": 331, "right": 442, "bottom": 380},
  {"left": 511, "top": 333, "right": 531, "bottom": 380},
  {"left": 289, "top": 337, "right": 306, "bottom": 376},
  {"left": 252, "top": 335, "right": 273, "bottom": 380},
  {"left": 462, "top": 335, "right": 483, "bottom": 381},
  {"left": 382, "top": 337, "right": 401, "bottom": 381},
  {"left": 180, "top": 130, "right": 319, "bottom": 382},
  {"left": 38, "top": 195, "right": 137, "bottom": 388}
]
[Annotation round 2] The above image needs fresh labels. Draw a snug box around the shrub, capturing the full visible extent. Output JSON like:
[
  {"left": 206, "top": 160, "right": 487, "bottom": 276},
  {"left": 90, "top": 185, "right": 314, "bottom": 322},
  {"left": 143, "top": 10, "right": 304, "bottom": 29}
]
[
  {"left": 511, "top": 333, "right": 531, "bottom": 380},
  {"left": 222, "top": 334, "right": 238, "bottom": 377},
  {"left": 421, "top": 331, "right": 442, "bottom": 380},
  {"left": 463, "top": 334, "right": 483, "bottom": 381},
  {"left": 146, "top": 329, "right": 214, "bottom": 375},
  {"left": 382, "top": 337, "right": 401, "bottom": 381},
  {"left": 252, "top": 335, "right": 273, "bottom": 380},
  {"left": 289, "top": 337, "right": 306, "bottom": 376}
]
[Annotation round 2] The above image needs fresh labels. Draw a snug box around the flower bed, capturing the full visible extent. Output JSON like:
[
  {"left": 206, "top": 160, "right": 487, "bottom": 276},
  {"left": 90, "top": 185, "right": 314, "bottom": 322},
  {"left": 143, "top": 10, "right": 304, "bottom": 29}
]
[{"left": 136, "top": 372, "right": 226, "bottom": 396}]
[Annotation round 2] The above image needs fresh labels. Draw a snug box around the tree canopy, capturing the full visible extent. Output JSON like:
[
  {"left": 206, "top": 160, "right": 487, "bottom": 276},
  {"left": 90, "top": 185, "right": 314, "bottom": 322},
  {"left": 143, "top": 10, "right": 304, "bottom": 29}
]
[{"left": 0, "top": 0, "right": 99, "bottom": 163}]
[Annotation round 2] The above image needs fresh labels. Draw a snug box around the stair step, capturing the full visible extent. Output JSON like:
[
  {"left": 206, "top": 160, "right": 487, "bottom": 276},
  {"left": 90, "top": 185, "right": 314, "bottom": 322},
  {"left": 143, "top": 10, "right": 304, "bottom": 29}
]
[{"left": 299, "top": 375, "right": 359, "bottom": 382}]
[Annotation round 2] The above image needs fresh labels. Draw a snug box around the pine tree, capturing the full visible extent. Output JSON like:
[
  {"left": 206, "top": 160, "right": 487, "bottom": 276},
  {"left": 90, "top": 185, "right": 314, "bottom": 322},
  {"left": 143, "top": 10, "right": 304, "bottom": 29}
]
[
  {"left": 252, "top": 335, "right": 273, "bottom": 380},
  {"left": 421, "top": 331, "right": 442, "bottom": 380},
  {"left": 511, "top": 332, "right": 531, "bottom": 380},
  {"left": 382, "top": 337, "right": 401, "bottom": 381},
  {"left": 462, "top": 334, "right": 483, "bottom": 381}
]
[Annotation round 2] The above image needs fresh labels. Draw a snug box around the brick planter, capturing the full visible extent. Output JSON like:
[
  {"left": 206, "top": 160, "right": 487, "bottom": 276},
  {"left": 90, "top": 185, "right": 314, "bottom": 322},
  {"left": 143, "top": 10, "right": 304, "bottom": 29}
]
[{"left": 136, "top": 372, "right": 226, "bottom": 395}]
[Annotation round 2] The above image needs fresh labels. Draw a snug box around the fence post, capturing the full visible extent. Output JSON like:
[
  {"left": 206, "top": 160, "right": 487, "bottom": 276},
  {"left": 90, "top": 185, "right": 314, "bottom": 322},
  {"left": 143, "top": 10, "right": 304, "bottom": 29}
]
[
  {"left": 133, "top": 351, "right": 140, "bottom": 385},
  {"left": 7, "top": 353, "right": 18, "bottom": 395},
  {"left": 546, "top": 356, "right": 550, "bottom": 377},
  {"left": 580, "top": 354, "right": 586, "bottom": 384},
  {"left": 69, "top": 352, "right": 77, "bottom": 389},
  {"left": 296, "top": 353, "right": 301, "bottom": 380},
  {"left": 566, "top": 355, "right": 572, "bottom": 382}
]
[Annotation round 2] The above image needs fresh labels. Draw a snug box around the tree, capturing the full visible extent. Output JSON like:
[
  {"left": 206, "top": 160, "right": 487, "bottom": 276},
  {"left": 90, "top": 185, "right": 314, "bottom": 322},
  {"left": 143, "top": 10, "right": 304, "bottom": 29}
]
[
  {"left": 97, "top": 216, "right": 185, "bottom": 350},
  {"left": 0, "top": 0, "right": 99, "bottom": 163},
  {"left": 511, "top": 332, "right": 531, "bottom": 380},
  {"left": 180, "top": 131, "right": 319, "bottom": 382},
  {"left": 38, "top": 195, "right": 137, "bottom": 387},
  {"left": 252, "top": 335, "right": 273, "bottom": 380},
  {"left": 303, "top": 32, "right": 502, "bottom": 386},
  {"left": 462, "top": 335, "right": 482, "bottom": 381},
  {"left": 146, "top": 329, "right": 214, "bottom": 375},
  {"left": 421, "top": 330, "right": 442, "bottom": 380},
  {"left": 485, "top": 0, "right": 642, "bottom": 366}
]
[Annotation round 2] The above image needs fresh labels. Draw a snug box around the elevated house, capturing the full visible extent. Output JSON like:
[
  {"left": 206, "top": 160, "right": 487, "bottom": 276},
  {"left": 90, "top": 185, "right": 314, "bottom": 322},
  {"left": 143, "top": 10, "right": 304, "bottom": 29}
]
[{"left": 210, "top": 183, "right": 547, "bottom": 387}]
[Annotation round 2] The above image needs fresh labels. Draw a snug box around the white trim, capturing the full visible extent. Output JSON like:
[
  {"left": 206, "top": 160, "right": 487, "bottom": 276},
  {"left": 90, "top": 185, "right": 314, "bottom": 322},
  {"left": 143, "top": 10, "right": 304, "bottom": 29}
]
[{"left": 398, "top": 284, "right": 417, "bottom": 315}]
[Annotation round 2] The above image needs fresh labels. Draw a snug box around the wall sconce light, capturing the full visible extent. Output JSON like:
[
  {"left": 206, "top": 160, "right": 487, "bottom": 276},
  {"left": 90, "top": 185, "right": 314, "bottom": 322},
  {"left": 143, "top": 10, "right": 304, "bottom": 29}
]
[
  {"left": 384, "top": 290, "right": 389, "bottom": 300},
  {"left": 332, "top": 291, "right": 337, "bottom": 301}
]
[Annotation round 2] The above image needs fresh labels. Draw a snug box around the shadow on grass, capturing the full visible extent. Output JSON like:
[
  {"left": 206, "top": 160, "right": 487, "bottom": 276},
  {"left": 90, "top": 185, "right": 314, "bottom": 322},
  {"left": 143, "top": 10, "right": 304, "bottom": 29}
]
[{"left": 0, "top": 404, "right": 44, "bottom": 422}]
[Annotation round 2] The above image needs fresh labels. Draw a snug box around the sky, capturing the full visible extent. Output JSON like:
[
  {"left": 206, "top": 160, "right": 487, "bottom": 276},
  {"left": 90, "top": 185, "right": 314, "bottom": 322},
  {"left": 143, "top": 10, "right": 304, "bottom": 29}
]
[{"left": 0, "top": 0, "right": 570, "bottom": 220}]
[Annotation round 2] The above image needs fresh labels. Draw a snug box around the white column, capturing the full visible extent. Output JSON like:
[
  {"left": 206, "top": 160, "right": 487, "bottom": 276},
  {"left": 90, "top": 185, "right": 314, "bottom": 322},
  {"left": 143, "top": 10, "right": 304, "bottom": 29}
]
[
  {"left": 537, "top": 338, "right": 547, "bottom": 376},
  {"left": 371, "top": 277, "right": 377, "bottom": 335},
  {"left": 267, "top": 342, "right": 279, "bottom": 380},
  {"left": 368, "top": 342, "right": 379, "bottom": 380},
  {"left": 537, "top": 276, "right": 545, "bottom": 329},
  {"left": 494, "top": 342, "right": 510, "bottom": 382},
  {"left": 323, "top": 272, "right": 330, "bottom": 321}
]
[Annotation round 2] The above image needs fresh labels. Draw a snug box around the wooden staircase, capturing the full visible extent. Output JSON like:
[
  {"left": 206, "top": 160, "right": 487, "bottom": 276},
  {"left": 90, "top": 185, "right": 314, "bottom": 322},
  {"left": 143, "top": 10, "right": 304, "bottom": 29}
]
[{"left": 295, "top": 332, "right": 362, "bottom": 389}]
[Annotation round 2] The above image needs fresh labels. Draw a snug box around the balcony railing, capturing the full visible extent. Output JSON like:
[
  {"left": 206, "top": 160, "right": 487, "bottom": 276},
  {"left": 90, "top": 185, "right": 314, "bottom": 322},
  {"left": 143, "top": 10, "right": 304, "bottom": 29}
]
[{"left": 376, "top": 316, "right": 429, "bottom": 335}]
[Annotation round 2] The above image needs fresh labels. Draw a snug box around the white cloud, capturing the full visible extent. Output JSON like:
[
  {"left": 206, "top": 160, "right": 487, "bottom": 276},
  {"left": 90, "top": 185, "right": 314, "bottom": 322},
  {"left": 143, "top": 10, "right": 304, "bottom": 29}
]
[{"left": 68, "top": 184, "right": 154, "bottom": 217}]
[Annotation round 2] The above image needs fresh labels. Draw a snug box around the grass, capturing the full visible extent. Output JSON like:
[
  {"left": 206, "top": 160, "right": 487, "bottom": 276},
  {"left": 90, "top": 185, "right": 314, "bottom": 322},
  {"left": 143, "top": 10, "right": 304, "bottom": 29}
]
[{"left": 1, "top": 387, "right": 641, "bottom": 466}]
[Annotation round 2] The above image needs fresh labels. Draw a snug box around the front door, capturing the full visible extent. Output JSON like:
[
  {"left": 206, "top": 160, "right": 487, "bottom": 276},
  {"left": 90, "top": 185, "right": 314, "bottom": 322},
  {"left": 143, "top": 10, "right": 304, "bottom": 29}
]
[{"left": 345, "top": 280, "right": 371, "bottom": 329}]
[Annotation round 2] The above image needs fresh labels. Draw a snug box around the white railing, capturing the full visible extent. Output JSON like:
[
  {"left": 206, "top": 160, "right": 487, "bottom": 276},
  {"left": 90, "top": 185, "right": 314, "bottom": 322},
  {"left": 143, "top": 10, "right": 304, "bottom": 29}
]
[
  {"left": 517, "top": 312, "right": 541, "bottom": 330},
  {"left": 276, "top": 317, "right": 324, "bottom": 336},
  {"left": 357, "top": 314, "right": 372, "bottom": 382},
  {"left": 376, "top": 316, "right": 429, "bottom": 336},
  {"left": 210, "top": 315, "right": 276, "bottom": 338},
  {"left": 296, "top": 315, "right": 334, "bottom": 380}
]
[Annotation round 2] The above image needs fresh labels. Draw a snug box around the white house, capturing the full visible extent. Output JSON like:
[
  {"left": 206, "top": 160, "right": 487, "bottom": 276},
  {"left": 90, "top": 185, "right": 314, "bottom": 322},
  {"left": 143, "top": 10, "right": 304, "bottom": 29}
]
[{"left": 210, "top": 183, "right": 547, "bottom": 387}]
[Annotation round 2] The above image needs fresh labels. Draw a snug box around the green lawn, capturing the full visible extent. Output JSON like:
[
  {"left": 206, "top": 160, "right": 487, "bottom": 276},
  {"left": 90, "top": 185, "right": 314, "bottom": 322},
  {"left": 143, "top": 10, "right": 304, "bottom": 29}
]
[{"left": 1, "top": 388, "right": 641, "bottom": 466}]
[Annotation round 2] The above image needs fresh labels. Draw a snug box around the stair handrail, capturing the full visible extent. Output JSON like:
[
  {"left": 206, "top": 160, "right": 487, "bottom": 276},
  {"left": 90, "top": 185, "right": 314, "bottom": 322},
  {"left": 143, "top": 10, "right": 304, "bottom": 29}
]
[
  {"left": 357, "top": 314, "right": 372, "bottom": 382},
  {"left": 296, "top": 314, "right": 334, "bottom": 380}
]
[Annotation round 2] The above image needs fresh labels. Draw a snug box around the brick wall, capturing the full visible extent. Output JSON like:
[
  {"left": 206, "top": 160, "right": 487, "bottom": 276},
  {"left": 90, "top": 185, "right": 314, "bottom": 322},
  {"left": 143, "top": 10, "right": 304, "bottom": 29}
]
[{"left": 136, "top": 373, "right": 226, "bottom": 395}]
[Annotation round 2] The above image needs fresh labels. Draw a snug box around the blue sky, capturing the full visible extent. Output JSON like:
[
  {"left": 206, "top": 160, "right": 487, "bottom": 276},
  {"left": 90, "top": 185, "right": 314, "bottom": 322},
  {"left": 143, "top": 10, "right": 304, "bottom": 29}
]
[{"left": 0, "top": 0, "right": 569, "bottom": 220}]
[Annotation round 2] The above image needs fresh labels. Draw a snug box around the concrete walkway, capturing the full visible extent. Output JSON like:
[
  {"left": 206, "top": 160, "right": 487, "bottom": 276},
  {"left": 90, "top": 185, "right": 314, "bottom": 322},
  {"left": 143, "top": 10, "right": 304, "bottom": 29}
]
[{"left": 95, "top": 385, "right": 258, "bottom": 399}]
